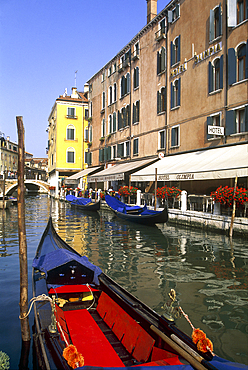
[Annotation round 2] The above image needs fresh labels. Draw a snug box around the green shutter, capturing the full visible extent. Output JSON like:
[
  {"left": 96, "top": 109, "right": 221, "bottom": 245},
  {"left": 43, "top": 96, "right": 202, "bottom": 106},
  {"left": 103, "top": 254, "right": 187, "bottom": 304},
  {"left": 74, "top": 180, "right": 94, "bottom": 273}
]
[
  {"left": 228, "top": 48, "right": 236, "bottom": 85},
  {"left": 226, "top": 110, "right": 235, "bottom": 135},
  {"left": 210, "top": 9, "right": 214, "bottom": 42}
]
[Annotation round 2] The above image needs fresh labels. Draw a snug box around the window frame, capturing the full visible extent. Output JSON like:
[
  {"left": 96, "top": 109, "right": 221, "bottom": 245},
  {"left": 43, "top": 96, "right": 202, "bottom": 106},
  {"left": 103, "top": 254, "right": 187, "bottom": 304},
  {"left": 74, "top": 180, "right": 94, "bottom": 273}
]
[
  {"left": 66, "top": 147, "right": 75, "bottom": 163},
  {"left": 66, "top": 125, "right": 75, "bottom": 140},
  {"left": 158, "top": 130, "right": 166, "bottom": 150},
  {"left": 171, "top": 125, "right": 180, "bottom": 148},
  {"left": 133, "top": 138, "right": 139, "bottom": 156}
]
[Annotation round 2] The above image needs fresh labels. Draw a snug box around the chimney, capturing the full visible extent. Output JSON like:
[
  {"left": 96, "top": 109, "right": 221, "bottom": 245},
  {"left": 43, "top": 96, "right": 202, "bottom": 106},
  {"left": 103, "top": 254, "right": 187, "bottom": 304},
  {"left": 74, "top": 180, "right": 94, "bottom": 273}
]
[
  {"left": 146, "top": 0, "right": 157, "bottom": 23},
  {"left": 84, "top": 83, "right": 89, "bottom": 93},
  {"left": 71, "top": 87, "right": 78, "bottom": 98}
]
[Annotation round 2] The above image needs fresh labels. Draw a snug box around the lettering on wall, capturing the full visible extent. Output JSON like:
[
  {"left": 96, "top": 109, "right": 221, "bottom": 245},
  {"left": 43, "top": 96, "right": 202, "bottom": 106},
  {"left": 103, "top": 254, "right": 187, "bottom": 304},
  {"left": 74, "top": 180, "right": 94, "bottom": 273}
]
[{"left": 194, "top": 42, "right": 222, "bottom": 64}]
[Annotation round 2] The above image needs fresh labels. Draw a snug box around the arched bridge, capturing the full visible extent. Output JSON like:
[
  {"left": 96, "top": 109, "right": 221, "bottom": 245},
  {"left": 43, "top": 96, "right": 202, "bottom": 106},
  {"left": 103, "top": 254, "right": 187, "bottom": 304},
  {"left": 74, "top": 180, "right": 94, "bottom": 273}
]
[{"left": 0, "top": 179, "right": 49, "bottom": 195}]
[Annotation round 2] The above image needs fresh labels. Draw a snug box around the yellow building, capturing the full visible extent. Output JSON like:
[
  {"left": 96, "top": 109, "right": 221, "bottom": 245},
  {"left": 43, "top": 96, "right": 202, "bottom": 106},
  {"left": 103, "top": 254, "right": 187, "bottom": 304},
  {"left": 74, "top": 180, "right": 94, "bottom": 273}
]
[{"left": 47, "top": 86, "right": 89, "bottom": 196}]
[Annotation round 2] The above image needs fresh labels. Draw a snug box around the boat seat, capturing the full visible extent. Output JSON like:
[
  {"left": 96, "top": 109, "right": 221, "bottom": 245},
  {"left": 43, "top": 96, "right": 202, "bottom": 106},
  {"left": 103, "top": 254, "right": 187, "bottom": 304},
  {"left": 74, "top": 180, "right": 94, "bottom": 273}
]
[
  {"left": 49, "top": 284, "right": 98, "bottom": 295},
  {"left": 97, "top": 292, "right": 155, "bottom": 362},
  {"left": 64, "top": 308, "right": 124, "bottom": 367}
]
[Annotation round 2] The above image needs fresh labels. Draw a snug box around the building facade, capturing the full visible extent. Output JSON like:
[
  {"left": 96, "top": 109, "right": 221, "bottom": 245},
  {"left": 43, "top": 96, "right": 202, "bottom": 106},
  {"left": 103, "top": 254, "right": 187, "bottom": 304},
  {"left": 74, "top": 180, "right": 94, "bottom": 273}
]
[
  {"left": 86, "top": 0, "right": 247, "bottom": 193},
  {"left": 47, "top": 87, "right": 89, "bottom": 195},
  {"left": 0, "top": 135, "right": 18, "bottom": 179}
]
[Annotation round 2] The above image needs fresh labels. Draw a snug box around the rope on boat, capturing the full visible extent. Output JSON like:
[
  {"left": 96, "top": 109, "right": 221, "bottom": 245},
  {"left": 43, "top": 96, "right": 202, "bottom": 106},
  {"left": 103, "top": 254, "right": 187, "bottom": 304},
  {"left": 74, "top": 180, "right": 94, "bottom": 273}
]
[{"left": 19, "top": 294, "right": 52, "bottom": 320}]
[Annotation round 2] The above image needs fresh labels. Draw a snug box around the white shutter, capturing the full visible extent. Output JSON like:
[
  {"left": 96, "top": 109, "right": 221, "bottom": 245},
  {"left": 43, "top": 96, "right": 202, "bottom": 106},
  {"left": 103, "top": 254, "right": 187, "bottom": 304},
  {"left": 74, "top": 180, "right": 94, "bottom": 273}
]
[{"left": 227, "top": 0, "right": 237, "bottom": 27}]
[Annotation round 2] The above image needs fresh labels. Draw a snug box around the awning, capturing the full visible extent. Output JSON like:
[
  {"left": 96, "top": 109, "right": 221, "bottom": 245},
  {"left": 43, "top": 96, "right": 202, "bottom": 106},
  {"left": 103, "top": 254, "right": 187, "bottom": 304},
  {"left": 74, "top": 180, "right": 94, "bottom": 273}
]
[
  {"left": 65, "top": 166, "right": 102, "bottom": 185},
  {"left": 131, "top": 144, "right": 248, "bottom": 182},
  {"left": 87, "top": 158, "right": 158, "bottom": 182}
]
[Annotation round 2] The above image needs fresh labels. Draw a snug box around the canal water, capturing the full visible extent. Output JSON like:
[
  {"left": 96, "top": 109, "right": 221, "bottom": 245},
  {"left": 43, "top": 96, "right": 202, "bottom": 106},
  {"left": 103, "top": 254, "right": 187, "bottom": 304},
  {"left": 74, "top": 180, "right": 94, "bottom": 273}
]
[{"left": 0, "top": 195, "right": 247, "bottom": 369}]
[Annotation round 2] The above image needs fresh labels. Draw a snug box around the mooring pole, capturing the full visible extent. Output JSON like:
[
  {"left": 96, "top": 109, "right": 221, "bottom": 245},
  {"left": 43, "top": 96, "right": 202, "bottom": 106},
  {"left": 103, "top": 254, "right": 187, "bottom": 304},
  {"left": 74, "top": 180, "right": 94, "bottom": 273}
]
[
  {"left": 16, "top": 116, "right": 30, "bottom": 342},
  {"left": 229, "top": 176, "right": 238, "bottom": 239},
  {"left": 154, "top": 168, "right": 157, "bottom": 211}
]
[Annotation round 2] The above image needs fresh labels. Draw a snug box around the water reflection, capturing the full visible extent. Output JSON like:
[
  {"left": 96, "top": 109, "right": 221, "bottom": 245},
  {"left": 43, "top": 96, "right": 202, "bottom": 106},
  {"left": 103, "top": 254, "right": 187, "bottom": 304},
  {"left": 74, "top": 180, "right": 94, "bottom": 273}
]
[{"left": 0, "top": 196, "right": 247, "bottom": 369}]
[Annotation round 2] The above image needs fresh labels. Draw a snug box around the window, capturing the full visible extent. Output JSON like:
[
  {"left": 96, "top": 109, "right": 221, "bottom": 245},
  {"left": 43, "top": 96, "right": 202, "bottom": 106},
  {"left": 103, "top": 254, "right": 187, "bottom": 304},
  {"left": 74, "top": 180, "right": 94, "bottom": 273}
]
[
  {"left": 101, "top": 119, "right": 105, "bottom": 137},
  {"left": 120, "top": 73, "right": 130, "bottom": 97},
  {"left": 133, "top": 101, "right": 140, "bottom": 124},
  {"left": 157, "top": 47, "right": 166, "bottom": 74},
  {"left": 208, "top": 56, "right": 223, "bottom": 93},
  {"left": 67, "top": 148, "right": 75, "bottom": 163},
  {"left": 171, "top": 126, "right": 179, "bottom": 147},
  {"left": 85, "top": 151, "right": 92, "bottom": 165},
  {"left": 133, "top": 42, "right": 140, "bottom": 59},
  {"left": 171, "top": 79, "right": 181, "bottom": 109},
  {"left": 117, "top": 141, "right": 130, "bottom": 158},
  {"left": 237, "top": 0, "right": 246, "bottom": 23},
  {"left": 227, "top": 0, "right": 248, "bottom": 26},
  {"left": 159, "top": 130, "right": 166, "bottom": 149},
  {"left": 133, "top": 138, "right": 139, "bottom": 156},
  {"left": 108, "top": 66, "right": 112, "bottom": 77},
  {"left": 171, "top": 36, "right": 180, "bottom": 66},
  {"left": 102, "top": 92, "right": 105, "bottom": 109},
  {"left": 210, "top": 4, "right": 222, "bottom": 42},
  {"left": 108, "top": 115, "right": 112, "bottom": 134},
  {"left": 109, "top": 86, "right": 113, "bottom": 105},
  {"left": 226, "top": 106, "right": 248, "bottom": 134},
  {"left": 112, "top": 145, "right": 117, "bottom": 159},
  {"left": 113, "top": 83, "right": 117, "bottom": 102},
  {"left": 155, "top": 18, "right": 166, "bottom": 40},
  {"left": 168, "top": 4, "right": 180, "bottom": 23},
  {"left": 134, "top": 67, "right": 139, "bottom": 89},
  {"left": 238, "top": 44, "right": 246, "bottom": 81},
  {"left": 118, "top": 105, "right": 130, "bottom": 130},
  {"left": 228, "top": 42, "right": 248, "bottom": 85},
  {"left": 113, "top": 112, "right": 117, "bottom": 132},
  {"left": 67, "top": 107, "right": 76, "bottom": 118},
  {"left": 67, "top": 125, "right": 75, "bottom": 140},
  {"left": 157, "top": 87, "right": 166, "bottom": 114}
]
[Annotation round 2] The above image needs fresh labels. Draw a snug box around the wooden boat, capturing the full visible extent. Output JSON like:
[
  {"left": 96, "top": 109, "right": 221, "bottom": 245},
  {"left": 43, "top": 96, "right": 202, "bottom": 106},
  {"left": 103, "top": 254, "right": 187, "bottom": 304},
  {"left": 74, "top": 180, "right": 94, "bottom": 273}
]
[
  {"left": 66, "top": 195, "right": 100, "bottom": 212},
  {"left": 32, "top": 217, "right": 245, "bottom": 370},
  {"left": 105, "top": 194, "right": 168, "bottom": 225}
]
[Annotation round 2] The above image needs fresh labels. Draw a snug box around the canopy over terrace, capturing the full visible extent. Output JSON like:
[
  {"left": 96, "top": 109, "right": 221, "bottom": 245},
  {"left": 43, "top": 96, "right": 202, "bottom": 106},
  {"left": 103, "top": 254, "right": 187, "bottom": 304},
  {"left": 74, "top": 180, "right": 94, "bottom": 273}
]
[
  {"left": 65, "top": 166, "right": 103, "bottom": 186},
  {"left": 87, "top": 158, "right": 158, "bottom": 183},
  {"left": 130, "top": 144, "right": 248, "bottom": 182}
]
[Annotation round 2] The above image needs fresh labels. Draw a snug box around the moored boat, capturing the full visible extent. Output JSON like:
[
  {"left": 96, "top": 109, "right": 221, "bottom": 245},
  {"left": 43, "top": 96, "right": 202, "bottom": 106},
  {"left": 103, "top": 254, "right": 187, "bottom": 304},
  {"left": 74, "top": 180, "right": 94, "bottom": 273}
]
[
  {"left": 66, "top": 195, "right": 100, "bottom": 212},
  {"left": 32, "top": 217, "right": 247, "bottom": 370},
  {"left": 105, "top": 194, "right": 168, "bottom": 225}
]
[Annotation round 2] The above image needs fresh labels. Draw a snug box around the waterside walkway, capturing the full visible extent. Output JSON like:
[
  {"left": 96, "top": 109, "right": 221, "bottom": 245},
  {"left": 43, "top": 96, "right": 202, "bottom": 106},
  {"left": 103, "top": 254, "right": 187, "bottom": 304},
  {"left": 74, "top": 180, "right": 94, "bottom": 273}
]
[{"left": 167, "top": 208, "right": 248, "bottom": 237}]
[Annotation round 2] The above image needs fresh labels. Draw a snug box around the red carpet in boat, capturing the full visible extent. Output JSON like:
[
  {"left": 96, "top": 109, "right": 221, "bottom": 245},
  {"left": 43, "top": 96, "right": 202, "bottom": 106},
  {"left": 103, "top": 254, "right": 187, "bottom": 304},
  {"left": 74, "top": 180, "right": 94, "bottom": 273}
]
[
  {"left": 64, "top": 309, "right": 124, "bottom": 367},
  {"left": 49, "top": 285, "right": 98, "bottom": 294}
]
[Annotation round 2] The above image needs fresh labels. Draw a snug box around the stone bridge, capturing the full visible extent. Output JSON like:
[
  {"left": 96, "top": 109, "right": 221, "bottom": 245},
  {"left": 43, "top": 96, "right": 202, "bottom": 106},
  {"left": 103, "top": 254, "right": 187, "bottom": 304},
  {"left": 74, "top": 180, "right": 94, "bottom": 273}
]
[{"left": 0, "top": 179, "right": 49, "bottom": 195}]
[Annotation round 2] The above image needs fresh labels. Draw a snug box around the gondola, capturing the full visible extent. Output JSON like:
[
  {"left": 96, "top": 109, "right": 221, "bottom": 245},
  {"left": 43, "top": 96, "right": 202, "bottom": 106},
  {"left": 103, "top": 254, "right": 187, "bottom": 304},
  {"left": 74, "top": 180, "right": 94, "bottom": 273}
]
[
  {"left": 32, "top": 217, "right": 246, "bottom": 370},
  {"left": 105, "top": 194, "right": 168, "bottom": 225},
  {"left": 66, "top": 195, "right": 100, "bottom": 212}
]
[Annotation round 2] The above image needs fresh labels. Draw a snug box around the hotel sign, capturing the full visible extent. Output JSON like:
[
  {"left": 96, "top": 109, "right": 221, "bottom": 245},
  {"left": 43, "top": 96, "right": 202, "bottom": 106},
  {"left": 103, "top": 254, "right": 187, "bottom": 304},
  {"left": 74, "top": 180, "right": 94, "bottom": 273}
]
[
  {"left": 194, "top": 41, "right": 222, "bottom": 64},
  {"left": 158, "top": 173, "right": 194, "bottom": 181},
  {"left": 208, "top": 125, "right": 224, "bottom": 136}
]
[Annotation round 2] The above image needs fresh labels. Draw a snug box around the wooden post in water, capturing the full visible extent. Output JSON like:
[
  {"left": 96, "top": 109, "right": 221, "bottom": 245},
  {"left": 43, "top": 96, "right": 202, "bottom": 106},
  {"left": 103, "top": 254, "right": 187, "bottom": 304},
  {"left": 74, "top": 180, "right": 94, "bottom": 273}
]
[
  {"left": 16, "top": 116, "right": 30, "bottom": 342},
  {"left": 229, "top": 176, "right": 237, "bottom": 239},
  {"left": 154, "top": 168, "right": 157, "bottom": 210}
]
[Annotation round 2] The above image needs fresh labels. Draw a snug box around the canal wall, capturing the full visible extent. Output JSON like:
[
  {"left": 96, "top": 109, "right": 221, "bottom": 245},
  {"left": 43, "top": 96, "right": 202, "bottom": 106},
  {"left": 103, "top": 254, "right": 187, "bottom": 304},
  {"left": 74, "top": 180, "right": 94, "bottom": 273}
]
[{"left": 167, "top": 208, "right": 248, "bottom": 237}]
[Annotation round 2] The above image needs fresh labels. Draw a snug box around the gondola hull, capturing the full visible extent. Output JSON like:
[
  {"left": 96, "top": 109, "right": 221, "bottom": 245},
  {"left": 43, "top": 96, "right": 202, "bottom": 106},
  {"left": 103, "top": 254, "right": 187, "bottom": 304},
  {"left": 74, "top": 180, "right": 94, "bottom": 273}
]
[
  {"left": 66, "top": 195, "right": 101, "bottom": 212},
  {"left": 105, "top": 194, "right": 168, "bottom": 225},
  {"left": 32, "top": 217, "right": 246, "bottom": 370}
]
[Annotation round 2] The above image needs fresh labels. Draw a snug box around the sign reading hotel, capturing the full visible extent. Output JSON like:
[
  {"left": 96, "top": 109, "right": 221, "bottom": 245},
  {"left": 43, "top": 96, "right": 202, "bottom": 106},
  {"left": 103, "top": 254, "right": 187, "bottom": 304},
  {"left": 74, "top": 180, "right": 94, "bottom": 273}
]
[
  {"left": 158, "top": 173, "right": 194, "bottom": 181},
  {"left": 208, "top": 125, "right": 224, "bottom": 136},
  {"left": 194, "top": 41, "right": 222, "bottom": 64}
]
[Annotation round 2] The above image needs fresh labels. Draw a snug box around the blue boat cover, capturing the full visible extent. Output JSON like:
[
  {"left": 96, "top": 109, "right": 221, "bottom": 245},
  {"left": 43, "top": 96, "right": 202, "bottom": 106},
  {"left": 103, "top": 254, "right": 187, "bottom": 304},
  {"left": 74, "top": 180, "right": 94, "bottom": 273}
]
[
  {"left": 72, "top": 198, "right": 91, "bottom": 206},
  {"left": 66, "top": 194, "right": 77, "bottom": 201},
  {"left": 78, "top": 357, "right": 248, "bottom": 370},
  {"left": 32, "top": 249, "right": 102, "bottom": 285},
  {"left": 105, "top": 194, "right": 142, "bottom": 212}
]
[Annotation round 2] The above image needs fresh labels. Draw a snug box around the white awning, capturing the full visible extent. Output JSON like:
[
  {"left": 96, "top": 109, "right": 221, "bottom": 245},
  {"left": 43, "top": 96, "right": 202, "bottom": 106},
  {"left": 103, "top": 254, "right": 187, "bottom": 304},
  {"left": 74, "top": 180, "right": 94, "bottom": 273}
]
[
  {"left": 131, "top": 144, "right": 248, "bottom": 182},
  {"left": 88, "top": 158, "right": 158, "bottom": 182},
  {"left": 65, "top": 167, "right": 102, "bottom": 185}
]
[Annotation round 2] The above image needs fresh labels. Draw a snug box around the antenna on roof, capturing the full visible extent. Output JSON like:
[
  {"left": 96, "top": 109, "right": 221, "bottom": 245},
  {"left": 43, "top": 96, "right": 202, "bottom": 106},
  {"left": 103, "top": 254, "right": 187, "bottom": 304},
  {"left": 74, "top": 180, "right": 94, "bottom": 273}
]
[{"left": 74, "top": 70, "right": 78, "bottom": 87}]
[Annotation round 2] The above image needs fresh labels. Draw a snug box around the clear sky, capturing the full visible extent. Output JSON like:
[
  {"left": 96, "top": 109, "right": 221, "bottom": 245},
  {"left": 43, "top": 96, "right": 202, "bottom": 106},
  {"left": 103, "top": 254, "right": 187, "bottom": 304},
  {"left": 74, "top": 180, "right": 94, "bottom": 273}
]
[{"left": 0, "top": 0, "right": 170, "bottom": 157}]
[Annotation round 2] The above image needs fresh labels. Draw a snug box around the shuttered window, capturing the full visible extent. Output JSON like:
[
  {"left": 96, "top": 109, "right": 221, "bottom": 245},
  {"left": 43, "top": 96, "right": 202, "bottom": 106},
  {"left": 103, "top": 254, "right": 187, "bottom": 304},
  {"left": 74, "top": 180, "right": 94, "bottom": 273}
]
[
  {"left": 170, "top": 36, "right": 180, "bottom": 66},
  {"left": 208, "top": 55, "right": 223, "bottom": 93},
  {"left": 133, "top": 138, "right": 139, "bottom": 155}
]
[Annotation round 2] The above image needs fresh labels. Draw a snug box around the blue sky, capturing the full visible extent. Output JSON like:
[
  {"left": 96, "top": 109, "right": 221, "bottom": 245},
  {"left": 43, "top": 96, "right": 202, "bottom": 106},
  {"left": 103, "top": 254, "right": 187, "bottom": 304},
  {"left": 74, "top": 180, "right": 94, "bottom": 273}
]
[{"left": 0, "top": 0, "right": 169, "bottom": 157}]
